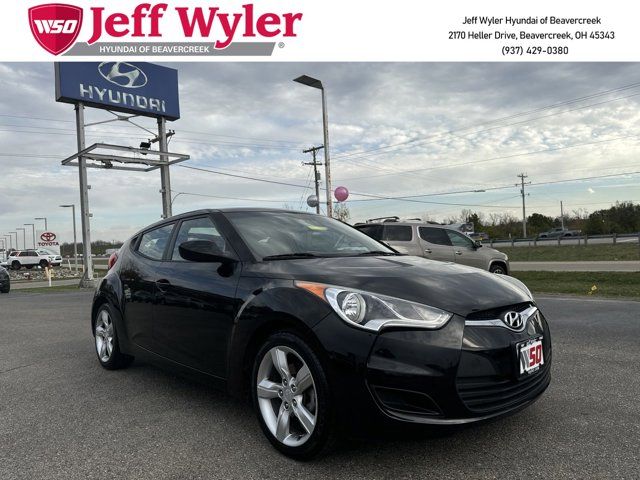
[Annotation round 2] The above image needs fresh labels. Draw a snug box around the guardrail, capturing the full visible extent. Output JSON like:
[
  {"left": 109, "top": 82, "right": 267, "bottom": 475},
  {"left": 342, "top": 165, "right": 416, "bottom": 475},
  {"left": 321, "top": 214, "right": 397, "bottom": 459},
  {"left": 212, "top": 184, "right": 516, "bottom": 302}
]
[{"left": 487, "top": 232, "right": 640, "bottom": 248}]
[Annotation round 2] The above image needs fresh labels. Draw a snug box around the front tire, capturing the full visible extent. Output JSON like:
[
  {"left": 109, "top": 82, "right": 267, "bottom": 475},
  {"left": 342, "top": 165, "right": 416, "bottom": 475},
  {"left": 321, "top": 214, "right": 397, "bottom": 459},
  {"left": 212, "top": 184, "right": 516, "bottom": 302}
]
[
  {"left": 490, "top": 263, "right": 507, "bottom": 275},
  {"left": 11, "top": 261, "right": 20, "bottom": 270},
  {"left": 94, "top": 304, "right": 134, "bottom": 370},
  {"left": 252, "top": 332, "right": 334, "bottom": 459}
]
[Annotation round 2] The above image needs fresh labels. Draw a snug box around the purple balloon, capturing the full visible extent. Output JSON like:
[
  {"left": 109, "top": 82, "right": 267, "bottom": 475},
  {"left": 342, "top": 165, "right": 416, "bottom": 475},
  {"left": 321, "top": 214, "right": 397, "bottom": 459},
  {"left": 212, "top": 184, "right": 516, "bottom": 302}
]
[{"left": 334, "top": 186, "right": 349, "bottom": 202}]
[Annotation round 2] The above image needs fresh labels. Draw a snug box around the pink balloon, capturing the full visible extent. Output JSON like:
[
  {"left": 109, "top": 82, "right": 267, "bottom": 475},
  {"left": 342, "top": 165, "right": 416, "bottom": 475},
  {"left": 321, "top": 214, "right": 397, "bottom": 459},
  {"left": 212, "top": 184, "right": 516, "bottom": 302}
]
[{"left": 334, "top": 186, "right": 349, "bottom": 202}]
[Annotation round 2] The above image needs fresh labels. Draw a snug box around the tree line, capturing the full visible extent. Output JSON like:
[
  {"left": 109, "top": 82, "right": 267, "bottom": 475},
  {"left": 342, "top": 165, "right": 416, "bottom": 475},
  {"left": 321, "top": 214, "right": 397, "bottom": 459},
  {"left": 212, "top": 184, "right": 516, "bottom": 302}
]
[{"left": 435, "top": 201, "right": 640, "bottom": 239}]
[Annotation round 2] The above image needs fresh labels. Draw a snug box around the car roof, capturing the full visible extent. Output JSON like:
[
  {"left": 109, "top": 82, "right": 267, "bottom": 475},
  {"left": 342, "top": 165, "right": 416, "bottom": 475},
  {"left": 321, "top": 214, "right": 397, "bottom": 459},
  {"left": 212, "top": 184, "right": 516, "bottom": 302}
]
[
  {"left": 132, "top": 208, "right": 317, "bottom": 237},
  {"left": 356, "top": 221, "right": 459, "bottom": 230}
]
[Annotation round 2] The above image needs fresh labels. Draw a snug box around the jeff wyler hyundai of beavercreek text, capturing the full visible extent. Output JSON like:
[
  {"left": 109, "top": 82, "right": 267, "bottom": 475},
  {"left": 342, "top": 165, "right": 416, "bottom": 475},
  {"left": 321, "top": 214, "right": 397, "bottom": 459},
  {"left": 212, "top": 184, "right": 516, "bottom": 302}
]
[{"left": 91, "top": 209, "right": 551, "bottom": 459}]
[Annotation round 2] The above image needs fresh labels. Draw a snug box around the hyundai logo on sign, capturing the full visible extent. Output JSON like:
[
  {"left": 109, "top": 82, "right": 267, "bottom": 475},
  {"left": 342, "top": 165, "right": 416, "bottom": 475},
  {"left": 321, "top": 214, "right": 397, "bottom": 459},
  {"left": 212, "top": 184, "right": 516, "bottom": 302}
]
[
  {"left": 98, "top": 62, "right": 148, "bottom": 88},
  {"left": 55, "top": 61, "right": 180, "bottom": 120}
]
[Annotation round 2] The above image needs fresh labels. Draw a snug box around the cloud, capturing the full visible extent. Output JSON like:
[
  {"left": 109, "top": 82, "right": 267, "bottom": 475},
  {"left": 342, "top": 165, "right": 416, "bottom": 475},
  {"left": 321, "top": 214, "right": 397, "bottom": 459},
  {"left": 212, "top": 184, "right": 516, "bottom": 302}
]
[{"left": 0, "top": 62, "right": 639, "bottom": 243}]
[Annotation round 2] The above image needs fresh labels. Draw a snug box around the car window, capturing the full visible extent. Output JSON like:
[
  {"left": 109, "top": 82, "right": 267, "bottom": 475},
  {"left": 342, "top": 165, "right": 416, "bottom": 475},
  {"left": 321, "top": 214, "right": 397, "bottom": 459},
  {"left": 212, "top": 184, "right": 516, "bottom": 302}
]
[
  {"left": 419, "top": 227, "right": 452, "bottom": 246},
  {"left": 171, "top": 216, "right": 233, "bottom": 261},
  {"left": 137, "top": 224, "right": 174, "bottom": 260},
  {"left": 226, "top": 211, "right": 393, "bottom": 260},
  {"left": 446, "top": 230, "right": 475, "bottom": 248},
  {"left": 382, "top": 225, "right": 413, "bottom": 241},
  {"left": 355, "top": 224, "right": 383, "bottom": 240}
]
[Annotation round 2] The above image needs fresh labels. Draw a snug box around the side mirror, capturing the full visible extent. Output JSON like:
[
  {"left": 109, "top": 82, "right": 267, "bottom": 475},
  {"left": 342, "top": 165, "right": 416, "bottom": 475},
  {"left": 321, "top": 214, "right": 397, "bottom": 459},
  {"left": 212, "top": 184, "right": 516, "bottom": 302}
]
[
  {"left": 178, "top": 240, "right": 236, "bottom": 264},
  {"left": 474, "top": 240, "right": 483, "bottom": 248}
]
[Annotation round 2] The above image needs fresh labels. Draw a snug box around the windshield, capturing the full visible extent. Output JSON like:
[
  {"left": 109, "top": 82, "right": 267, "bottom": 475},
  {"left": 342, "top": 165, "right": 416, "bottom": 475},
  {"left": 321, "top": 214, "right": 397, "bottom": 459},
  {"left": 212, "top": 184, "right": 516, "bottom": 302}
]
[{"left": 225, "top": 211, "right": 396, "bottom": 260}]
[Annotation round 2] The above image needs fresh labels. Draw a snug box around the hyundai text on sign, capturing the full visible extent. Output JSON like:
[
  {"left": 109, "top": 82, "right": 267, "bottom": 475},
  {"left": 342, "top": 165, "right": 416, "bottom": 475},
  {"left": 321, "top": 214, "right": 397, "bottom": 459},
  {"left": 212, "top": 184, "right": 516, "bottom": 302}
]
[{"left": 55, "top": 61, "right": 180, "bottom": 120}]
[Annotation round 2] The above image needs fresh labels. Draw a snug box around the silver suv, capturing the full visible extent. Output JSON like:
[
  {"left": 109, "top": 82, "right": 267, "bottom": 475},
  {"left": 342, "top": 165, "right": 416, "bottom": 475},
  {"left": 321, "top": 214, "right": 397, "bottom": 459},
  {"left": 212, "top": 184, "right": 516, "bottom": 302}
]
[{"left": 355, "top": 221, "right": 509, "bottom": 274}]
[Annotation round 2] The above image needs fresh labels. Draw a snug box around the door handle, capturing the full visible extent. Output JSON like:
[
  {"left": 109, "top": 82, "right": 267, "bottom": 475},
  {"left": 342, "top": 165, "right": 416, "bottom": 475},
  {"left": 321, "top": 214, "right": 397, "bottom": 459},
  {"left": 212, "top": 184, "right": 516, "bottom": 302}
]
[
  {"left": 454, "top": 250, "right": 463, "bottom": 255},
  {"left": 424, "top": 248, "right": 432, "bottom": 254}
]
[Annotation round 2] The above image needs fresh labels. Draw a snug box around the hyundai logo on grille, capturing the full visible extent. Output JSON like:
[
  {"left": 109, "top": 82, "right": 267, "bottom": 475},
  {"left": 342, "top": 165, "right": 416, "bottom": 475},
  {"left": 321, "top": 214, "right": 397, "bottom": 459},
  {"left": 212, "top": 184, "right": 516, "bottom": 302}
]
[
  {"left": 502, "top": 311, "right": 523, "bottom": 329},
  {"left": 98, "top": 62, "right": 148, "bottom": 88}
]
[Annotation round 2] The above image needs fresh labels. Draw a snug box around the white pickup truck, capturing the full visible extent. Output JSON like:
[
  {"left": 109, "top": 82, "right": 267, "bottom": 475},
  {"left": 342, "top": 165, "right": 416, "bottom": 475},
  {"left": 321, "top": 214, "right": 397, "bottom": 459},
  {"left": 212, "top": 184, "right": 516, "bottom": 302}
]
[{"left": 5, "top": 249, "right": 62, "bottom": 270}]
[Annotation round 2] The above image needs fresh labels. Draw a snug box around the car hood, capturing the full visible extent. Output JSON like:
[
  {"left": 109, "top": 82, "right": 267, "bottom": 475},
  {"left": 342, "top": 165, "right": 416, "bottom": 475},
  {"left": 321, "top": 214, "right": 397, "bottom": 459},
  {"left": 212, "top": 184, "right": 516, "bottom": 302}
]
[{"left": 243, "top": 255, "right": 531, "bottom": 317}]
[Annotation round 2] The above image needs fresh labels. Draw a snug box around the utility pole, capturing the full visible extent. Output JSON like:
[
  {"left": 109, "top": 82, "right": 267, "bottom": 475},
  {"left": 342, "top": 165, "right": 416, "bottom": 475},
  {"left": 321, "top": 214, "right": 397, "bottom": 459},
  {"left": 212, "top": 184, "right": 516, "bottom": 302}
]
[
  {"left": 560, "top": 201, "right": 565, "bottom": 230},
  {"left": 156, "top": 118, "right": 173, "bottom": 219},
  {"left": 75, "top": 103, "right": 94, "bottom": 288},
  {"left": 302, "top": 146, "right": 324, "bottom": 214},
  {"left": 517, "top": 173, "right": 530, "bottom": 238},
  {"left": 148, "top": 122, "right": 175, "bottom": 219}
]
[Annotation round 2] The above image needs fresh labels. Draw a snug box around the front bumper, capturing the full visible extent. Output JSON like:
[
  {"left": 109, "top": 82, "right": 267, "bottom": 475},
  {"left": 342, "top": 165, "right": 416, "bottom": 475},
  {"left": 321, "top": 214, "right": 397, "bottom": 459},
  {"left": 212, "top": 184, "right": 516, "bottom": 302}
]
[{"left": 313, "top": 305, "right": 551, "bottom": 427}]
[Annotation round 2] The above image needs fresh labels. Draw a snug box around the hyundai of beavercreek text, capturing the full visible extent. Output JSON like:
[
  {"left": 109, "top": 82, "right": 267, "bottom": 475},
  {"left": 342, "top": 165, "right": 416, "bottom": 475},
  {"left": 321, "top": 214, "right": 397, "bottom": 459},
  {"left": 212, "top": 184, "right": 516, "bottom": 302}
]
[{"left": 92, "top": 209, "right": 551, "bottom": 458}]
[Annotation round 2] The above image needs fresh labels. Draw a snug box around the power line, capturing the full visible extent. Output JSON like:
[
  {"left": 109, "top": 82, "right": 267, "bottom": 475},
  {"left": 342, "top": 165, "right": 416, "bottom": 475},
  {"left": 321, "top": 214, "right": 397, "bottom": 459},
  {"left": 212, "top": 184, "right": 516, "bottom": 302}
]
[
  {"left": 344, "top": 170, "right": 640, "bottom": 203},
  {"left": 170, "top": 191, "right": 292, "bottom": 204},
  {"left": 337, "top": 133, "right": 640, "bottom": 181},
  {"left": 335, "top": 90, "right": 640, "bottom": 164}
]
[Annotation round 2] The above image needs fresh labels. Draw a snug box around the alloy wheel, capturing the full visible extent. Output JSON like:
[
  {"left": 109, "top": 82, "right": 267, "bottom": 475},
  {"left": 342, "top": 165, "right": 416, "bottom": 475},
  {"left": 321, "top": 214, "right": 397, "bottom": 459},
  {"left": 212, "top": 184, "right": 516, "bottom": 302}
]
[
  {"left": 256, "top": 346, "right": 318, "bottom": 447},
  {"left": 95, "top": 309, "right": 115, "bottom": 363}
]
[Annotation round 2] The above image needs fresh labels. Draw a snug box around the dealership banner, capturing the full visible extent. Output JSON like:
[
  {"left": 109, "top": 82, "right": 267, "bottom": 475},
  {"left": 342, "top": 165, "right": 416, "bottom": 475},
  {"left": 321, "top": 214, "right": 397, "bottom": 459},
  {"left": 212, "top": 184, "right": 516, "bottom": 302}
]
[{"left": 0, "top": 0, "right": 635, "bottom": 61}]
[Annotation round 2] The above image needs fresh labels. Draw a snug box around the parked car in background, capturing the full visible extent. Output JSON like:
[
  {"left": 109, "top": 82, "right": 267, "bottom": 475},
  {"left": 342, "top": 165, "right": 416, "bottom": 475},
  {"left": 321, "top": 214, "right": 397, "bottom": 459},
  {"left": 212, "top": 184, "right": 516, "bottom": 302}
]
[
  {"left": 537, "top": 227, "right": 581, "bottom": 238},
  {"left": 0, "top": 266, "right": 10, "bottom": 293},
  {"left": 37, "top": 249, "right": 63, "bottom": 266},
  {"left": 355, "top": 221, "right": 509, "bottom": 274},
  {"left": 471, "top": 232, "right": 490, "bottom": 241},
  {"left": 6, "top": 249, "right": 62, "bottom": 270},
  {"left": 91, "top": 208, "right": 550, "bottom": 458}
]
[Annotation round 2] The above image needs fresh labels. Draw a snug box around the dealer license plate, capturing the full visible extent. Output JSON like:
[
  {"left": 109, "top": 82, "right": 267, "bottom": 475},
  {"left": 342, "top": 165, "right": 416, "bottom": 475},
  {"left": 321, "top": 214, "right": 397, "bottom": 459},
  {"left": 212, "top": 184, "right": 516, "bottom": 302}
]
[{"left": 518, "top": 337, "right": 544, "bottom": 375}]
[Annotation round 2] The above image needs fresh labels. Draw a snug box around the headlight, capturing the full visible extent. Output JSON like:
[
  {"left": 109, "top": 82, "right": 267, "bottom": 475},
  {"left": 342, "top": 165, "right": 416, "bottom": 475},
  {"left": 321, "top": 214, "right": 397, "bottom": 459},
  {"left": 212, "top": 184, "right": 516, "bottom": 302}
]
[{"left": 296, "top": 281, "right": 452, "bottom": 331}]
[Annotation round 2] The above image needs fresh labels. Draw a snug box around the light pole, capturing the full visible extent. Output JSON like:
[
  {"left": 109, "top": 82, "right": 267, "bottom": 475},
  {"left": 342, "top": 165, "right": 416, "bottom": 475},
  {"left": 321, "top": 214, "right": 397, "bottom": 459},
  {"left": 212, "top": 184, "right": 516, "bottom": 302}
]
[
  {"left": 16, "top": 228, "right": 26, "bottom": 250},
  {"left": 3, "top": 235, "right": 10, "bottom": 250},
  {"left": 35, "top": 217, "right": 48, "bottom": 231},
  {"left": 9, "top": 232, "right": 17, "bottom": 251},
  {"left": 60, "top": 204, "right": 79, "bottom": 273},
  {"left": 293, "top": 75, "right": 333, "bottom": 218},
  {"left": 24, "top": 223, "right": 36, "bottom": 249}
]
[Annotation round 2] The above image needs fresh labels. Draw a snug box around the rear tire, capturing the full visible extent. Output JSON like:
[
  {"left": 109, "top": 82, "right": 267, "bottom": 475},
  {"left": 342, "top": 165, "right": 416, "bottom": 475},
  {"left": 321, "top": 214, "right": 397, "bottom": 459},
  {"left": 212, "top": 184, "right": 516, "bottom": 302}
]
[
  {"left": 252, "top": 332, "right": 335, "bottom": 459},
  {"left": 94, "top": 304, "right": 134, "bottom": 370}
]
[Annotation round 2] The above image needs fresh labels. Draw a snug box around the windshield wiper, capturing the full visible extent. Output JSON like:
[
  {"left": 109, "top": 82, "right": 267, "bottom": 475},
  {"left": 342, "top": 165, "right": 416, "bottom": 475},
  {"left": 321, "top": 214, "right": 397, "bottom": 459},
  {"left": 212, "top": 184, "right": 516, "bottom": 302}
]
[
  {"left": 356, "top": 250, "right": 398, "bottom": 256},
  {"left": 262, "top": 253, "right": 320, "bottom": 261}
]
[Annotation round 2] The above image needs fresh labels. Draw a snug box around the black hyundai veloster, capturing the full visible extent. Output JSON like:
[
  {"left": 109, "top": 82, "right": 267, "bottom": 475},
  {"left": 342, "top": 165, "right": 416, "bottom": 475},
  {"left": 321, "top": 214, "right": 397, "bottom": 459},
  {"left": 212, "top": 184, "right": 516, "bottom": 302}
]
[{"left": 92, "top": 209, "right": 551, "bottom": 458}]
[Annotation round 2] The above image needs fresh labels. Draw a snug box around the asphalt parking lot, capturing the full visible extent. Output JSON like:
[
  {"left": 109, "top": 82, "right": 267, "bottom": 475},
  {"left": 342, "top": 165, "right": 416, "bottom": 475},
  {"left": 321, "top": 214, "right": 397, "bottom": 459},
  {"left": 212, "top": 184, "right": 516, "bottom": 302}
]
[{"left": 1, "top": 291, "right": 639, "bottom": 479}]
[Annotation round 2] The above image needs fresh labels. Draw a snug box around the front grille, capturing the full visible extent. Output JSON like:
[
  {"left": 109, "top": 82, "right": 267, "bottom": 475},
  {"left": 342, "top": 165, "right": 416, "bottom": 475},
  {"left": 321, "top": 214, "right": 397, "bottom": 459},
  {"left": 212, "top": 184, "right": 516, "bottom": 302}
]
[
  {"left": 457, "top": 365, "right": 550, "bottom": 414},
  {"left": 466, "top": 302, "right": 532, "bottom": 321}
]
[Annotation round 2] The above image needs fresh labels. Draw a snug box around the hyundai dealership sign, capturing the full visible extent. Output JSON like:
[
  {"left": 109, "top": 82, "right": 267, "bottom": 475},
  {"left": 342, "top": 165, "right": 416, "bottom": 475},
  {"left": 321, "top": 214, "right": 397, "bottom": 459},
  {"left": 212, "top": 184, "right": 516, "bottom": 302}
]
[{"left": 55, "top": 61, "right": 180, "bottom": 120}]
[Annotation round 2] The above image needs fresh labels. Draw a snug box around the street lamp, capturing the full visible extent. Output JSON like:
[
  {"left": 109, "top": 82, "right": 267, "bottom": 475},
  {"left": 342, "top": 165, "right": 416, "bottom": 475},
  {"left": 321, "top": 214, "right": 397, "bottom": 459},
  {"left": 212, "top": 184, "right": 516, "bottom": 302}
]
[
  {"left": 9, "top": 232, "right": 17, "bottom": 251},
  {"left": 35, "top": 217, "right": 48, "bottom": 231},
  {"left": 60, "top": 204, "right": 79, "bottom": 273},
  {"left": 24, "top": 223, "right": 36, "bottom": 249},
  {"left": 16, "top": 227, "right": 26, "bottom": 250},
  {"left": 293, "top": 74, "right": 333, "bottom": 218},
  {"left": 3, "top": 235, "right": 10, "bottom": 250}
]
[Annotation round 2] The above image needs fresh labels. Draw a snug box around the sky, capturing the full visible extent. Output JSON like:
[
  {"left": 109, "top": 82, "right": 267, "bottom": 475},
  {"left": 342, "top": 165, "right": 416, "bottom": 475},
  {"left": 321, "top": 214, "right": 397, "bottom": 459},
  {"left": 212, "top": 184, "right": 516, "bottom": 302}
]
[{"left": 0, "top": 62, "right": 639, "bottom": 245}]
